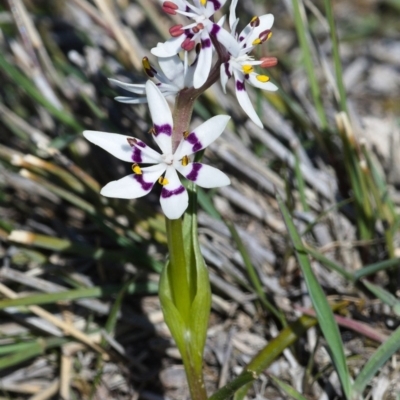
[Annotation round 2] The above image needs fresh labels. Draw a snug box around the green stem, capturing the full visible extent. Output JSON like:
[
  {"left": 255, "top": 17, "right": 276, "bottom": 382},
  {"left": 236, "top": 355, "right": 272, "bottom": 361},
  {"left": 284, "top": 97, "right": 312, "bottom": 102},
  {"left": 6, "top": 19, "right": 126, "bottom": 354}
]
[{"left": 165, "top": 217, "right": 191, "bottom": 322}]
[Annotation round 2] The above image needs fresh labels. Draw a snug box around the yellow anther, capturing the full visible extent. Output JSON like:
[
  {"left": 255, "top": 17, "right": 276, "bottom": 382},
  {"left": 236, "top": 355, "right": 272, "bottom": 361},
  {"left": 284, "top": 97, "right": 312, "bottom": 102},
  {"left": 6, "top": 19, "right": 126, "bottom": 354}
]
[
  {"left": 183, "top": 130, "right": 190, "bottom": 139},
  {"left": 267, "top": 31, "right": 273, "bottom": 40},
  {"left": 181, "top": 155, "right": 189, "bottom": 166},
  {"left": 256, "top": 75, "right": 270, "bottom": 82},
  {"left": 132, "top": 164, "right": 142, "bottom": 174},
  {"left": 142, "top": 57, "right": 151, "bottom": 71},
  {"left": 200, "top": 0, "right": 207, "bottom": 5},
  {"left": 252, "top": 38, "right": 262, "bottom": 46},
  {"left": 242, "top": 64, "right": 254, "bottom": 74},
  {"left": 158, "top": 176, "right": 169, "bottom": 186},
  {"left": 250, "top": 16, "right": 258, "bottom": 23}
]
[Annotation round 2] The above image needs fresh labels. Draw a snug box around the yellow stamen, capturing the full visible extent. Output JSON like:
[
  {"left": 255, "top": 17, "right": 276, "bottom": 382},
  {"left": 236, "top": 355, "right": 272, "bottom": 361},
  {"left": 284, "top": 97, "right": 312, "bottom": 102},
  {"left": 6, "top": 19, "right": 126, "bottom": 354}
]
[
  {"left": 158, "top": 176, "right": 169, "bottom": 186},
  {"left": 250, "top": 16, "right": 258, "bottom": 24},
  {"left": 183, "top": 130, "right": 190, "bottom": 139},
  {"left": 252, "top": 38, "right": 262, "bottom": 46},
  {"left": 200, "top": 0, "right": 207, "bottom": 5},
  {"left": 142, "top": 57, "right": 151, "bottom": 71},
  {"left": 267, "top": 31, "right": 272, "bottom": 40},
  {"left": 256, "top": 75, "right": 270, "bottom": 82},
  {"left": 181, "top": 155, "right": 189, "bottom": 166},
  {"left": 242, "top": 64, "right": 254, "bottom": 74},
  {"left": 132, "top": 164, "right": 142, "bottom": 174}
]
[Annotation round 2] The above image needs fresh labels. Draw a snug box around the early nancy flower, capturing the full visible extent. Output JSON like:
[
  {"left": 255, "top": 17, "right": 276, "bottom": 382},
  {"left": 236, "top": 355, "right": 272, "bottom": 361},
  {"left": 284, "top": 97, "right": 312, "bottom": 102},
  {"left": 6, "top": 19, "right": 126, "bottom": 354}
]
[
  {"left": 152, "top": 0, "right": 239, "bottom": 89},
  {"left": 83, "top": 81, "right": 230, "bottom": 219},
  {"left": 109, "top": 55, "right": 194, "bottom": 104},
  {"left": 220, "top": 0, "right": 278, "bottom": 128}
]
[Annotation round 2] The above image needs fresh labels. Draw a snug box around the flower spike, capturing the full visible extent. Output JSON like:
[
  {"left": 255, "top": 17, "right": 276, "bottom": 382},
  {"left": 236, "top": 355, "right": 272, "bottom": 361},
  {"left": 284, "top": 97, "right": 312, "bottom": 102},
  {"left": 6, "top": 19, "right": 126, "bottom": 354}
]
[
  {"left": 151, "top": 0, "right": 240, "bottom": 89},
  {"left": 83, "top": 81, "right": 231, "bottom": 219},
  {"left": 220, "top": 4, "right": 278, "bottom": 128}
]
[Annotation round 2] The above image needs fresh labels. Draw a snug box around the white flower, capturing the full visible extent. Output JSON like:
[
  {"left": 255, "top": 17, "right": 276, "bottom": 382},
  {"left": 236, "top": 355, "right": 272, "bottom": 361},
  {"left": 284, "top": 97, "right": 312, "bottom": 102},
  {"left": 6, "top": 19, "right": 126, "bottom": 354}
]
[
  {"left": 220, "top": 0, "right": 278, "bottom": 128},
  {"left": 151, "top": 0, "right": 240, "bottom": 89},
  {"left": 109, "top": 55, "right": 194, "bottom": 104},
  {"left": 83, "top": 81, "right": 230, "bottom": 220}
]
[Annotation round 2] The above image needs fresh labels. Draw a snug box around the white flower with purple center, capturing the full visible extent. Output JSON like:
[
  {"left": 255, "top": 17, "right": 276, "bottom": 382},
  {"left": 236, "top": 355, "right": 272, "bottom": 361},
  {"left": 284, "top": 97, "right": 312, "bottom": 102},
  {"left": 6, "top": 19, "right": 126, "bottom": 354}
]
[
  {"left": 151, "top": 0, "right": 240, "bottom": 89},
  {"left": 220, "top": 0, "right": 278, "bottom": 128},
  {"left": 109, "top": 55, "right": 194, "bottom": 104},
  {"left": 83, "top": 80, "right": 230, "bottom": 220}
]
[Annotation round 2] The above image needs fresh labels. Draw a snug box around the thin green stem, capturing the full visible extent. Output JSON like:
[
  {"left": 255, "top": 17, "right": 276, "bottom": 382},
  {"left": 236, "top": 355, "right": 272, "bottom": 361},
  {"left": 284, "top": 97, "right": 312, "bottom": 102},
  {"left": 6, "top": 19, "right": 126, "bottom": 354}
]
[
  {"left": 291, "top": 0, "right": 328, "bottom": 129},
  {"left": 323, "top": 0, "right": 348, "bottom": 113},
  {"left": 166, "top": 217, "right": 191, "bottom": 321}
]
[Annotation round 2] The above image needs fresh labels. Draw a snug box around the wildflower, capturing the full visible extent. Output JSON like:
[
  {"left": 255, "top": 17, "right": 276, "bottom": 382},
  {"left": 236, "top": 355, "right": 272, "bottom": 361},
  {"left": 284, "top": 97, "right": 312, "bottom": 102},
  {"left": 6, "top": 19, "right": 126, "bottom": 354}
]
[
  {"left": 220, "top": 0, "right": 278, "bottom": 128},
  {"left": 109, "top": 55, "right": 194, "bottom": 104},
  {"left": 83, "top": 81, "right": 230, "bottom": 219},
  {"left": 151, "top": 0, "right": 239, "bottom": 88}
]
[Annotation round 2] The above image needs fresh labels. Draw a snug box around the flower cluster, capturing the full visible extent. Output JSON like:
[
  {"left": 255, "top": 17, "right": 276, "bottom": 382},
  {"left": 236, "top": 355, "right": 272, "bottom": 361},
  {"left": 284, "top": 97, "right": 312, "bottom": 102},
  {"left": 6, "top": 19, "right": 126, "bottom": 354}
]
[{"left": 84, "top": 0, "right": 278, "bottom": 219}]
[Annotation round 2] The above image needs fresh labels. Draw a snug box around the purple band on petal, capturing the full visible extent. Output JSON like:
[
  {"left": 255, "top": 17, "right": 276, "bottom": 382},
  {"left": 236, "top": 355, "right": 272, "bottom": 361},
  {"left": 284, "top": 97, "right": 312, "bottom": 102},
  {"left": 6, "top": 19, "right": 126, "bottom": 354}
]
[
  {"left": 201, "top": 38, "right": 211, "bottom": 48},
  {"left": 210, "top": 24, "right": 220, "bottom": 36},
  {"left": 132, "top": 147, "right": 142, "bottom": 163},
  {"left": 236, "top": 80, "right": 245, "bottom": 91},
  {"left": 161, "top": 185, "right": 185, "bottom": 198},
  {"left": 208, "top": 0, "right": 221, "bottom": 10},
  {"left": 133, "top": 174, "right": 153, "bottom": 191},
  {"left": 224, "top": 62, "right": 232, "bottom": 78},
  {"left": 186, "top": 163, "right": 202, "bottom": 182},
  {"left": 136, "top": 141, "right": 145, "bottom": 148},
  {"left": 186, "top": 132, "right": 202, "bottom": 152},
  {"left": 154, "top": 124, "right": 172, "bottom": 136}
]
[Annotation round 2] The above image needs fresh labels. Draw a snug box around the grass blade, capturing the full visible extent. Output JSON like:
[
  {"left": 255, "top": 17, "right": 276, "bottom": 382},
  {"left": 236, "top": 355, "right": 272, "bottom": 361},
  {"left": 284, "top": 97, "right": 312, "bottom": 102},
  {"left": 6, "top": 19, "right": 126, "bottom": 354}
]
[
  {"left": 352, "top": 325, "right": 400, "bottom": 396},
  {"left": 269, "top": 374, "right": 310, "bottom": 400},
  {"left": 277, "top": 194, "right": 352, "bottom": 399}
]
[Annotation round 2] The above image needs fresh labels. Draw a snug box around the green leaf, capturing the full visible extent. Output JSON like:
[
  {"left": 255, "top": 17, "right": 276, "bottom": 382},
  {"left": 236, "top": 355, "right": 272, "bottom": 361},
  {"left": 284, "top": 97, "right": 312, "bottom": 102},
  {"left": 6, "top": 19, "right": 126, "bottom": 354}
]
[
  {"left": 269, "top": 374, "right": 310, "bottom": 400},
  {"left": 362, "top": 280, "right": 400, "bottom": 316},
  {"left": 184, "top": 182, "right": 211, "bottom": 373},
  {"left": 209, "top": 315, "right": 317, "bottom": 400},
  {"left": 277, "top": 194, "right": 352, "bottom": 399},
  {"left": 352, "top": 325, "right": 400, "bottom": 396},
  {"left": 158, "top": 262, "right": 188, "bottom": 363}
]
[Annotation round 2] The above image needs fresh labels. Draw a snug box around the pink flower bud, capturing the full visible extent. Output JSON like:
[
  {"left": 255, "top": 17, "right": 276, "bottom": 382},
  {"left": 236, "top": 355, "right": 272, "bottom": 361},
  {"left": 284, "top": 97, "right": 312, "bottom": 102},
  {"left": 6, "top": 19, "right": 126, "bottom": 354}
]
[
  {"left": 260, "top": 57, "right": 278, "bottom": 68},
  {"left": 169, "top": 24, "right": 184, "bottom": 37},
  {"left": 162, "top": 1, "right": 178, "bottom": 15},
  {"left": 181, "top": 37, "right": 196, "bottom": 51}
]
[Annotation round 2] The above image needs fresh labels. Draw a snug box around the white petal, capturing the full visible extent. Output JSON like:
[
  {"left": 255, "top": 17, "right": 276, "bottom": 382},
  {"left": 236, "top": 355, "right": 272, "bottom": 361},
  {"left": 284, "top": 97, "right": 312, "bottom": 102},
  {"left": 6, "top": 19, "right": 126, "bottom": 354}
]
[
  {"left": 248, "top": 73, "right": 278, "bottom": 91},
  {"left": 204, "top": 0, "right": 227, "bottom": 17},
  {"left": 158, "top": 55, "right": 184, "bottom": 86},
  {"left": 83, "top": 130, "right": 162, "bottom": 163},
  {"left": 174, "top": 115, "right": 230, "bottom": 158},
  {"left": 193, "top": 31, "right": 213, "bottom": 88},
  {"left": 233, "top": 71, "right": 263, "bottom": 128},
  {"left": 159, "top": 167, "right": 188, "bottom": 219},
  {"left": 220, "top": 62, "right": 232, "bottom": 94},
  {"left": 241, "top": 14, "right": 274, "bottom": 48},
  {"left": 145, "top": 81, "right": 173, "bottom": 155},
  {"left": 100, "top": 164, "right": 166, "bottom": 199},
  {"left": 216, "top": 14, "right": 226, "bottom": 27},
  {"left": 207, "top": 23, "right": 240, "bottom": 57},
  {"left": 151, "top": 36, "right": 185, "bottom": 57},
  {"left": 229, "top": 0, "right": 238, "bottom": 30},
  {"left": 108, "top": 79, "right": 146, "bottom": 94},
  {"left": 114, "top": 96, "right": 148, "bottom": 104},
  {"left": 175, "top": 162, "right": 230, "bottom": 188}
]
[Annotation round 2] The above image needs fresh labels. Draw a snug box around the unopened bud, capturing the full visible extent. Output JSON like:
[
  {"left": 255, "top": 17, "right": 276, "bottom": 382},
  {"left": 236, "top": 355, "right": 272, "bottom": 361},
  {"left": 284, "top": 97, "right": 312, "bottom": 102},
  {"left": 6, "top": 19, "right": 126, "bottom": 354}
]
[
  {"left": 181, "top": 37, "right": 196, "bottom": 51},
  {"left": 162, "top": 1, "right": 178, "bottom": 15},
  {"left": 260, "top": 57, "right": 278, "bottom": 68},
  {"left": 169, "top": 24, "right": 184, "bottom": 37}
]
